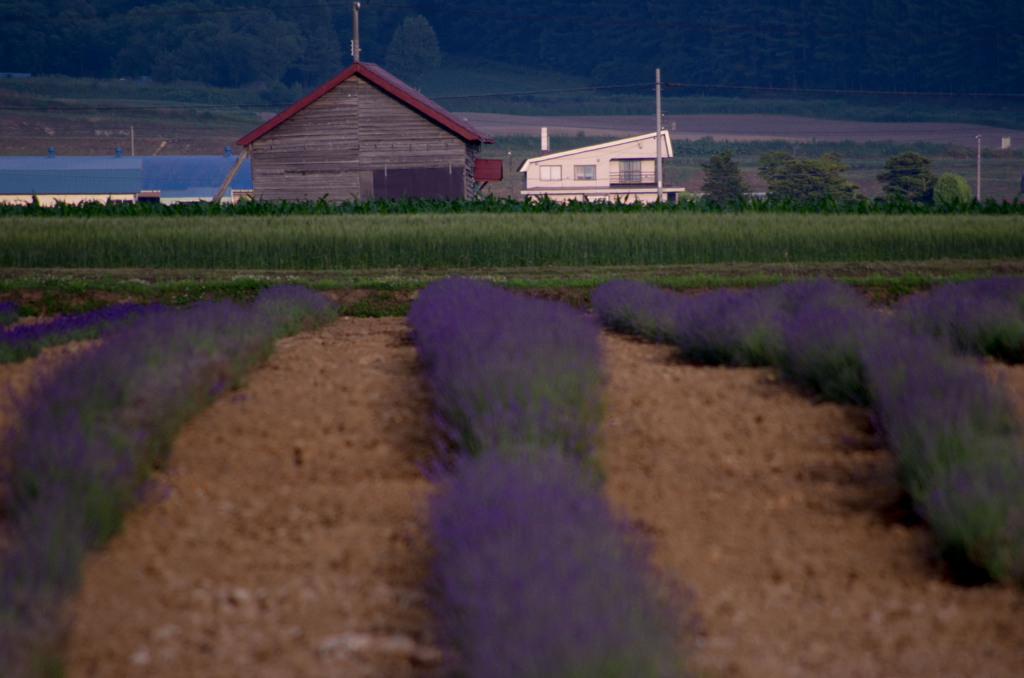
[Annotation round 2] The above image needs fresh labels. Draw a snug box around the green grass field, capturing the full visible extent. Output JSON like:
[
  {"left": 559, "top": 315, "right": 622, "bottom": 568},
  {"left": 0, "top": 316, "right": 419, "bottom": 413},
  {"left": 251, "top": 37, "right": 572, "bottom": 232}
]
[{"left": 2, "top": 213, "right": 1023, "bottom": 270}]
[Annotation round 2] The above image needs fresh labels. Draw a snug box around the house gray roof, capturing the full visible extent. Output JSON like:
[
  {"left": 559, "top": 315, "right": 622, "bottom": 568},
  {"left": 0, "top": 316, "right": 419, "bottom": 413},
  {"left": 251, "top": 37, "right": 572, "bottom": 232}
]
[{"left": 0, "top": 153, "right": 252, "bottom": 197}]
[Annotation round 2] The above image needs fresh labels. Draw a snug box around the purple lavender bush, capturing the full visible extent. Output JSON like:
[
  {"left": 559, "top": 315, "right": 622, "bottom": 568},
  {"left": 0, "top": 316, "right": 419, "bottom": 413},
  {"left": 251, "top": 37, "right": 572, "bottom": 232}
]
[
  {"left": 0, "top": 285, "right": 337, "bottom": 677},
  {"left": 592, "top": 278, "right": 872, "bottom": 374},
  {"left": 0, "top": 302, "right": 165, "bottom": 364},
  {"left": 589, "top": 279, "right": 682, "bottom": 342},
  {"left": 409, "top": 277, "right": 604, "bottom": 461},
  {"left": 589, "top": 280, "right": 785, "bottom": 365},
  {"left": 428, "top": 449, "right": 687, "bottom": 678},
  {"left": 778, "top": 301, "right": 876, "bottom": 405},
  {"left": 863, "top": 329, "right": 1024, "bottom": 583},
  {"left": 0, "top": 301, "right": 18, "bottom": 329},
  {"left": 671, "top": 286, "right": 784, "bottom": 366},
  {"left": 922, "top": 457, "right": 1024, "bottom": 583},
  {"left": 251, "top": 283, "right": 338, "bottom": 338},
  {"left": 895, "top": 276, "right": 1024, "bottom": 363}
]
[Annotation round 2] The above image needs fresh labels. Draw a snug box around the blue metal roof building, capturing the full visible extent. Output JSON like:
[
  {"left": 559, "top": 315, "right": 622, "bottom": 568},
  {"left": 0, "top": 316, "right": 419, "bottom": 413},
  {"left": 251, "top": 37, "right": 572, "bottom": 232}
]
[
  {"left": 0, "top": 155, "right": 143, "bottom": 196},
  {"left": 0, "top": 148, "right": 252, "bottom": 204}
]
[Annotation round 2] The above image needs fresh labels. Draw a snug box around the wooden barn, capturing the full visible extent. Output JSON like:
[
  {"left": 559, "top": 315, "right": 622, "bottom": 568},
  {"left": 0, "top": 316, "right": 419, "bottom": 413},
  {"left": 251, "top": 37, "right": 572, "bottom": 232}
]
[{"left": 236, "top": 62, "right": 496, "bottom": 202}]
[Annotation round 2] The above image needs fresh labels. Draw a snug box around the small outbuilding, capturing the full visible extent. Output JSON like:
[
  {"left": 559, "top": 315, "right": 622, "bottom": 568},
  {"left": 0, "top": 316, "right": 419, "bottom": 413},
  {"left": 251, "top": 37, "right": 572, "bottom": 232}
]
[{"left": 237, "top": 62, "right": 494, "bottom": 202}]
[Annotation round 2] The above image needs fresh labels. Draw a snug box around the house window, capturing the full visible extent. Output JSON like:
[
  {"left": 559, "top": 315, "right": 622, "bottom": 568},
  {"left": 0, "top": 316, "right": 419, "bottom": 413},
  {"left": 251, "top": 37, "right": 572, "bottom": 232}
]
[
  {"left": 540, "top": 165, "right": 562, "bottom": 181},
  {"left": 618, "top": 160, "right": 643, "bottom": 183},
  {"left": 574, "top": 164, "right": 596, "bottom": 180}
]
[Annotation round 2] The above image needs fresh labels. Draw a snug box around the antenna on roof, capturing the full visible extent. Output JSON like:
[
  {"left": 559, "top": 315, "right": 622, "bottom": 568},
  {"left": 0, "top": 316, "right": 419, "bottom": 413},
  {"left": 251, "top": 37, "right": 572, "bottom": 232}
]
[{"left": 351, "top": 2, "right": 362, "bottom": 63}]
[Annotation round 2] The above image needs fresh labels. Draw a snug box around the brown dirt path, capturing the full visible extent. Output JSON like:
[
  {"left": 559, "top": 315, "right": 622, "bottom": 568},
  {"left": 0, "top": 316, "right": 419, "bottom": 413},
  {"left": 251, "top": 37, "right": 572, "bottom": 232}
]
[
  {"left": 599, "top": 334, "right": 1024, "bottom": 678},
  {"left": 63, "top": 317, "right": 443, "bottom": 678},
  {"left": 2, "top": 317, "right": 1022, "bottom": 676}
]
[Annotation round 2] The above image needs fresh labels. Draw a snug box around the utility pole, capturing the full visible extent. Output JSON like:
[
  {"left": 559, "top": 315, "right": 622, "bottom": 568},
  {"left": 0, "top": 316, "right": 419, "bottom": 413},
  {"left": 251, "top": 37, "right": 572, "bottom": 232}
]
[
  {"left": 351, "top": 2, "right": 361, "bottom": 63},
  {"left": 975, "top": 134, "right": 982, "bottom": 201},
  {"left": 656, "top": 67, "right": 663, "bottom": 202}
]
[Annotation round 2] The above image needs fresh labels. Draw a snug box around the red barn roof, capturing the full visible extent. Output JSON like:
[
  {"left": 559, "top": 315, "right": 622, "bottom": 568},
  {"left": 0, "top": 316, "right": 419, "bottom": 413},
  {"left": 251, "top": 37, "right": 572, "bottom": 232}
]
[{"left": 237, "top": 62, "right": 493, "bottom": 147}]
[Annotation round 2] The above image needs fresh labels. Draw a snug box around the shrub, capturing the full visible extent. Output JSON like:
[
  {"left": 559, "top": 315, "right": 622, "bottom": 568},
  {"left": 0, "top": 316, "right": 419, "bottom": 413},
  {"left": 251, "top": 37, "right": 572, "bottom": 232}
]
[
  {"left": 0, "top": 303, "right": 164, "bottom": 364},
  {"left": 933, "top": 172, "right": 972, "bottom": 206},
  {"left": 894, "top": 276, "right": 1024, "bottom": 363},
  {"left": 671, "top": 287, "right": 784, "bottom": 367},
  {"left": 408, "top": 278, "right": 604, "bottom": 461},
  {"left": 589, "top": 279, "right": 682, "bottom": 342},
  {"left": 772, "top": 279, "right": 877, "bottom": 404},
  {"left": 427, "top": 449, "right": 686, "bottom": 678},
  {"left": 0, "top": 301, "right": 19, "bottom": 329},
  {"left": 778, "top": 303, "right": 878, "bottom": 405},
  {"left": 862, "top": 329, "right": 1024, "bottom": 583}
]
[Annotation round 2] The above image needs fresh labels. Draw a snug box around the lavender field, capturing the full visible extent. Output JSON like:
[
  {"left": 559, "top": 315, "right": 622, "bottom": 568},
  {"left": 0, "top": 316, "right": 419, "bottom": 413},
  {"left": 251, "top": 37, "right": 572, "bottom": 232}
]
[
  {"left": 0, "top": 286, "right": 338, "bottom": 678},
  {"left": 3, "top": 273, "right": 1024, "bottom": 678},
  {"left": 592, "top": 276, "right": 1024, "bottom": 584}
]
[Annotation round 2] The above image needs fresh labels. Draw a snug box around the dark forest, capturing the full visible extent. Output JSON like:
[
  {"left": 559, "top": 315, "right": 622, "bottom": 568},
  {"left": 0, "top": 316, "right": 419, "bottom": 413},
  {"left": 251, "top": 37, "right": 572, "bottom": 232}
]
[{"left": 2, "top": 1, "right": 1022, "bottom": 98}]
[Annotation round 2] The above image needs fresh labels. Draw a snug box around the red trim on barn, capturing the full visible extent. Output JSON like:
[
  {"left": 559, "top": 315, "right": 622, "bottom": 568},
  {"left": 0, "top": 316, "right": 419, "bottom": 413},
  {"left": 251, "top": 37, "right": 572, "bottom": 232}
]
[{"left": 237, "top": 62, "right": 492, "bottom": 147}]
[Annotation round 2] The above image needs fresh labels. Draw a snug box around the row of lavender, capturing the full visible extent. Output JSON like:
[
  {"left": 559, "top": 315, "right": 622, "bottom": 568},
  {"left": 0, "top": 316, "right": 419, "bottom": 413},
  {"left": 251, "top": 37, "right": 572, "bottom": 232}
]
[
  {"left": 0, "top": 286, "right": 338, "bottom": 678},
  {"left": 0, "top": 302, "right": 167, "bottom": 363},
  {"left": 408, "top": 278, "right": 688, "bottom": 678},
  {"left": 592, "top": 277, "right": 1024, "bottom": 584},
  {"left": 0, "top": 302, "right": 18, "bottom": 329}
]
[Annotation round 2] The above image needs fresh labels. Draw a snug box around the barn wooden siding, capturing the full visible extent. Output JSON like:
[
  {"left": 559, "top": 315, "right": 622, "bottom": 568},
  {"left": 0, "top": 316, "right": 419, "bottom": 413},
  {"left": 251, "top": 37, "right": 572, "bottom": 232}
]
[{"left": 249, "top": 77, "right": 480, "bottom": 202}]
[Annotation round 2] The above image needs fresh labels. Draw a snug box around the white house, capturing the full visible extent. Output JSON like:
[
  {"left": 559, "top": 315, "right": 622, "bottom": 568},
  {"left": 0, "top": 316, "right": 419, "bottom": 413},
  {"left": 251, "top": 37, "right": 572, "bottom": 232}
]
[{"left": 518, "top": 130, "right": 685, "bottom": 203}]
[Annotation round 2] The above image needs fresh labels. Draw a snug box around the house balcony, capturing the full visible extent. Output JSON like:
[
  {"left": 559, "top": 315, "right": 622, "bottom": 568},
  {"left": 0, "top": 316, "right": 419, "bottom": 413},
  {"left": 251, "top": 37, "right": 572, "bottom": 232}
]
[{"left": 609, "top": 171, "right": 656, "bottom": 186}]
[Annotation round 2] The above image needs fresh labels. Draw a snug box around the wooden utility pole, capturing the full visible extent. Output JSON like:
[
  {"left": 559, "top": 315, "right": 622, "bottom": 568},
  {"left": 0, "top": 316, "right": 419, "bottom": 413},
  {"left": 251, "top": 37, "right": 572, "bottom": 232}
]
[{"left": 656, "top": 67, "right": 663, "bottom": 202}]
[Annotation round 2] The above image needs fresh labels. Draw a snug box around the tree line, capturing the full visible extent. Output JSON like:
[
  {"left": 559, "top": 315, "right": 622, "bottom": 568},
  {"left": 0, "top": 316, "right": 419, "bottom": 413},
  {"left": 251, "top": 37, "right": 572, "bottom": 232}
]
[
  {"left": 2, "top": 0, "right": 1021, "bottom": 98},
  {"left": 701, "top": 150, "right": 974, "bottom": 205}
]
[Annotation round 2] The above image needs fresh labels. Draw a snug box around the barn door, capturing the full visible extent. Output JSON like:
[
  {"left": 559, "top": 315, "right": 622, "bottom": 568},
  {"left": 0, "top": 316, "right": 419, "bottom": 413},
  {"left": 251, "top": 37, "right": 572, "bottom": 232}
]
[{"left": 372, "top": 167, "right": 464, "bottom": 200}]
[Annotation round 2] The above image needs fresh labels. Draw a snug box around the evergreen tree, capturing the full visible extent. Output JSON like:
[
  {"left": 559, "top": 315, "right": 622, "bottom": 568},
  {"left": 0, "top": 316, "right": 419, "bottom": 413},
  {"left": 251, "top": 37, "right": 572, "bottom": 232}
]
[
  {"left": 878, "top": 151, "right": 937, "bottom": 203},
  {"left": 700, "top": 149, "right": 749, "bottom": 203},
  {"left": 296, "top": 5, "right": 343, "bottom": 88},
  {"left": 385, "top": 15, "right": 441, "bottom": 89}
]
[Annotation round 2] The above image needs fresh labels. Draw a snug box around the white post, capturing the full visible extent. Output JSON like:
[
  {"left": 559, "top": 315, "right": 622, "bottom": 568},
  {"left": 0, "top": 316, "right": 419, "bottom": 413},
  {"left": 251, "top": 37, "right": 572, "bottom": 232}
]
[
  {"left": 656, "top": 68, "right": 663, "bottom": 202},
  {"left": 352, "top": 2, "right": 361, "bottom": 63},
  {"left": 975, "top": 134, "right": 981, "bottom": 201}
]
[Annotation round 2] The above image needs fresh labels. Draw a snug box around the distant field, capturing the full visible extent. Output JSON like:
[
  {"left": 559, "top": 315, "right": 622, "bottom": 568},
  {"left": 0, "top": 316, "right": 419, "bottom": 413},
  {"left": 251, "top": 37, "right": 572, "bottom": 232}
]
[{"left": 463, "top": 112, "right": 1024, "bottom": 147}]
